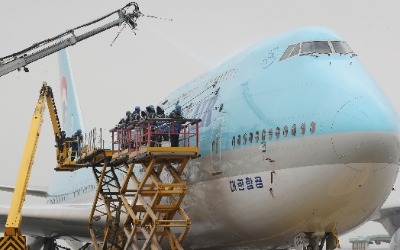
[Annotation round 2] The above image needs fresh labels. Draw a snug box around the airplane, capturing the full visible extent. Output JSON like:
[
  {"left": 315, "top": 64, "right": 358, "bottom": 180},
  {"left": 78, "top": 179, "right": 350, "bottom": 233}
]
[{"left": 1, "top": 26, "right": 400, "bottom": 249}]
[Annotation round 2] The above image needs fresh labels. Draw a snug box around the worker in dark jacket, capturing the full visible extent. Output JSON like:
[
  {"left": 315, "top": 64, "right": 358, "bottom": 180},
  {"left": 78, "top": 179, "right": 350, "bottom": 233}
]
[
  {"left": 146, "top": 105, "right": 156, "bottom": 146},
  {"left": 146, "top": 105, "right": 156, "bottom": 119},
  {"left": 131, "top": 106, "right": 141, "bottom": 123},
  {"left": 156, "top": 106, "right": 169, "bottom": 145},
  {"left": 71, "top": 129, "right": 83, "bottom": 161},
  {"left": 118, "top": 111, "right": 131, "bottom": 149},
  {"left": 119, "top": 111, "right": 131, "bottom": 126},
  {"left": 169, "top": 105, "right": 184, "bottom": 147}
]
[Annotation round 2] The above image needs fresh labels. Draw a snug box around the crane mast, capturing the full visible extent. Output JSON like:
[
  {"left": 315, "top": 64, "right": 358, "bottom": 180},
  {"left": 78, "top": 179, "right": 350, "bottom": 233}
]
[
  {"left": 0, "top": 2, "right": 140, "bottom": 77},
  {"left": 0, "top": 83, "right": 63, "bottom": 249},
  {"left": 4, "top": 85, "right": 46, "bottom": 237}
]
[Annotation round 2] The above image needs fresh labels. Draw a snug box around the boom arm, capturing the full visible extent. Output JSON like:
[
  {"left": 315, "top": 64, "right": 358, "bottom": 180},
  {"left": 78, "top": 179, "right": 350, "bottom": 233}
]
[
  {"left": 0, "top": 2, "right": 141, "bottom": 77},
  {"left": 3, "top": 84, "right": 50, "bottom": 237},
  {"left": 2, "top": 83, "right": 65, "bottom": 241}
]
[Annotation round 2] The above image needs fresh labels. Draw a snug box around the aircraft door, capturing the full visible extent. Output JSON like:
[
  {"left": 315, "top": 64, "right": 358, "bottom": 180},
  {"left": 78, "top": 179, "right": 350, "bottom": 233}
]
[{"left": 211, "top": 115, "right": 224, "bottom": 175}]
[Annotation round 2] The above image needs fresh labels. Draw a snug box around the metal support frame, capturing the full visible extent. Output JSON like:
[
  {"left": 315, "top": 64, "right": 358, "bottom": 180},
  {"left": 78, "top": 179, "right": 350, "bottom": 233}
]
[
  {"left": 77, "top": 118, "right": 200, "bottom": 249},
  {"left": 119, "top": 154, "right": 192, "bottom": 250},
  {"left": 88, "top": 150, "right": 196, "bottom": 250},
  {"left": 89, "top": 158, "right": 127, "bottom": 249}
]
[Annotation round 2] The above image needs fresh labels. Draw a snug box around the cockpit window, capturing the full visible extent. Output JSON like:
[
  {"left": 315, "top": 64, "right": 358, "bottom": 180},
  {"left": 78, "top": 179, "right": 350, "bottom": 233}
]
[
  {"left": 289, "top": 43, "right": 301, "bottom": 58},
  {"left": 280, "top": 40, "right": 355, "bottom": 61},
  {"left": 280, "top": 44, "right": 296, "bottom": 61},
  {"left": 331, "top": 41, "right": 353, "bottom": 54},
  {"left": 301, "top": 41, "right": 331, "bottom": 54}
]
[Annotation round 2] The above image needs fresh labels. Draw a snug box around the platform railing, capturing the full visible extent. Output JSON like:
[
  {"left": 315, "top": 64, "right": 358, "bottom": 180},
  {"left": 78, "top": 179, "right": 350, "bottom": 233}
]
[{"left": 110, "top": 118, "right": 201, "bottom": 155}]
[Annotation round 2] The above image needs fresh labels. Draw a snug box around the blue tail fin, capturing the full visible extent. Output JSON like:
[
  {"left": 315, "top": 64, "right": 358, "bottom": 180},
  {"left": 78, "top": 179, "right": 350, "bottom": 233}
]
[
  {"left": 46, "top": 50, "right": 88, "bottom": 202},
  {"left": 58, "top": 49, "right": 85, "bottom": 136}
]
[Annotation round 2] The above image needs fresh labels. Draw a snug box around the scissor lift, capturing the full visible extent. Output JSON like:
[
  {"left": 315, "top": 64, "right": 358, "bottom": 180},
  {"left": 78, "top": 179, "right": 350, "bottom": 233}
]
[{"left": 88, "top": 118, "right": 201, "bottom": 249}]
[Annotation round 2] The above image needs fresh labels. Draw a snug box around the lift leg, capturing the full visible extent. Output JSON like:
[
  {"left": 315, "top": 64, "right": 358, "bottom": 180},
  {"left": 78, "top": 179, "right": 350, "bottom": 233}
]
[
  {"left": 88, "top": 158, "right": 127, "bottom": 249},
  {"left": 0, "top": 236, "right": 27, "bottom": 250},
  {"left": 118, "top": 156, "right": 191, "bottom": 250}
]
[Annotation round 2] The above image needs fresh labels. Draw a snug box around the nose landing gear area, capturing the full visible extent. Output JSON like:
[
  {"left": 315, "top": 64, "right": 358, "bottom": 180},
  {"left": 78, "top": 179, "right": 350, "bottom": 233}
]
[{"left": 294, "top": 232, "right": 339, "bottom": 250}]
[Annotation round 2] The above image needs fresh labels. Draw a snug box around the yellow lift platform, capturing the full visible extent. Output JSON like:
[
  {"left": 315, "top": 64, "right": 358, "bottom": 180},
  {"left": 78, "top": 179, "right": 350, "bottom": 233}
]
[
  {"left": 0, "top": 82, "right": 200, "bottom": 249},
  {"left": 58, "top": 117, "right": 201, "bottom": 249}
]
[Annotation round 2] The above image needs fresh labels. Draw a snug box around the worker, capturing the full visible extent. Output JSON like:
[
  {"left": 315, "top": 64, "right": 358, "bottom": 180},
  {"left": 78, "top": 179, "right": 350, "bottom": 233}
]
[
  {"left": 126, "top": 111, "right": 132, "bottom": 125},
  {"left": 125, "top": 111, "right": 132, "bottom": 125},
  {"left": 119, "top": 111, "right": 132, "bottom": 127},
  {"left": 130, "top": 106, "right": 141, "bottom": 148},
  {"left": 131, "top": 106, "right": 141, "bottom": 122},
  {"left": 71, "top": 129, "right": 83, "bottom": 161},
  {"left": 156, "top": 106, "right": 166, "bottom": 119},
  {"left": 140, "top": 109, "right": 148, "bottom": 120},
  {"left": 156, "top": 106, "right": 169, "bottom": 146},
  {"left": 146, "top": 105, "right": 156, "bottom": 146},
  {"left": 146, "top": 105, "right": 156, "bottom": 119},
  {"left": 56, "top": 131, "right": 66, "bottom": 150},
  {"left": 169, "top": 105, "right": 184, "bottom": 147},
  {"left": 138, "top": 109, "right": 148, "bottom": 145},
  {"left": 118, "top": 111, "right": 131, "bottom": 149}
]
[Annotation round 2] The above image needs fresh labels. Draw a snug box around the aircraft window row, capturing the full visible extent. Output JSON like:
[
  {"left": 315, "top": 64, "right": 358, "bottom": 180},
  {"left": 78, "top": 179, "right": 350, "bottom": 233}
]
[
  {"left": 280, "top": 41, "right": 354, "bottom": 61},
  {"left": 164, "top": 68, "right": 236, "bottom": 111},
  {"left": 205, "top": 68, "right": 237, "bottom": 88},
  {"left": 231, "top": 121, "right": 316, "bottom": 147}
]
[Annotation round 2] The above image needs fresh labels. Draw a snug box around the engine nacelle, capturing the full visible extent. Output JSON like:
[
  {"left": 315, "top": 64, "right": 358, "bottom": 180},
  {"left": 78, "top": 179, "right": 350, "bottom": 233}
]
[{"left": 390, "top": 229, "right": 400, "bottom": 250}]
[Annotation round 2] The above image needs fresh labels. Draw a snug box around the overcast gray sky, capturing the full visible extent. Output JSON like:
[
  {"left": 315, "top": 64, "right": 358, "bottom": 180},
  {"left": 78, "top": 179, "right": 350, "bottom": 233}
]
[{"left": 1, "top": 0, "right": 399, "bottom": 247}]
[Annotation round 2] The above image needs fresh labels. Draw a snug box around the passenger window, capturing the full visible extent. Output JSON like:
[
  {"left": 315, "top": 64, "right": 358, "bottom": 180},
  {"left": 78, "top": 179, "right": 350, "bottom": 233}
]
[
  {"left": 275, "top": 127, "right": 280, "bottom": 139},
  {"left": 262, "top": 129, "right": 266, "bottom": 141},
  {"left": 268, "top": 128, "right": 273, "bottom": 140},
  {"left": 310, "top": 121, "right": 316, "bottom": 134},
  {"left": 283, "top": 125, "right": 288, "bottom": 137},
  {"left": 291, "top": 124, "right": 296, "bottom": 136},
  {"left": 301, "top": 122, "right": 306, "bottom": 135}
]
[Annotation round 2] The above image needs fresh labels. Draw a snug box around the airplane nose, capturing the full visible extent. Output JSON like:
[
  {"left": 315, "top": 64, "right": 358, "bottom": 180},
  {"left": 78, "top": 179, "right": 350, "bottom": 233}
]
[{"left": 330, "top": 94, "right": 400, "bottom": 165}]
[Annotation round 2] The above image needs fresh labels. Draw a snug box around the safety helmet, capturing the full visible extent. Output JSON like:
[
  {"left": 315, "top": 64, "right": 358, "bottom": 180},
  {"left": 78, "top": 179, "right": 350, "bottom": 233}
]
[
  {"left": 135, "top": 106, "right": 140, "bottom": 111},
  {"left": 126, "top": 111, "right": 131, "bottom": 116},
  {"left": 146, "top": 105, "right": 155, "bottom": 113},
  {"left": 77, "top": 129, "right": 82, "bottom": 134},
  {"left": 175, "top": 105, "right": 182, "bottom": 111}
]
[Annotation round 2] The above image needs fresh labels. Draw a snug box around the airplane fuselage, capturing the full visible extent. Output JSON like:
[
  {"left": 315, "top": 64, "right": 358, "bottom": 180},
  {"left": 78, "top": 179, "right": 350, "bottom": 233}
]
[
  {"left": 158, "top": 27, "right": 400, "bottom": 248},
  {"left": 45, "top": 27, "right": 400, "bottom": 249}
]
